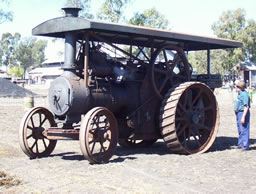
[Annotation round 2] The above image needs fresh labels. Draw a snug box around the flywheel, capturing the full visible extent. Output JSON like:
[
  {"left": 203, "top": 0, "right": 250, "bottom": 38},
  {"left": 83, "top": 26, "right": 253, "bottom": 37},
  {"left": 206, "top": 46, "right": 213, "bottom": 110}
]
[{"left": 159, "top": 82, "right": 219, "bottom": 154}]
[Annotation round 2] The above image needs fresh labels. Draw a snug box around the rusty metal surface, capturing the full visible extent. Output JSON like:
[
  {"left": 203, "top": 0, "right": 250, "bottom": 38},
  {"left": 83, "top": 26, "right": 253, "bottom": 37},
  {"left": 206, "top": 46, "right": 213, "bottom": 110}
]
[
  {"left": 79, "top": 107, "right": 118, "bottom": 164},
  {"left": 43, "top": 128, "right": 79, "bottom": 140},
  {"left": 19, "top": 107, "right": 57, "bottom": 158},
  {"left": 159, "top": 82, "right": 219, "bottom": 154},
  {"left": 32, "top": 15, "right": 242, "bottom": 51},
  {"left": 150, "top": 45, "right": 190, "bottom": 99}
]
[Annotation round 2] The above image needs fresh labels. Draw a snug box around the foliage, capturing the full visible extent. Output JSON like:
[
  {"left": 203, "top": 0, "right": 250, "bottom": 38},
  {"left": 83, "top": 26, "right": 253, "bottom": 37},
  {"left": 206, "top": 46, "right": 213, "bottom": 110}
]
[
  {"left": 97, "top": 0, "right": 131, "bottom": 23},
  {"left": 190, "top": 9, "right": 256, "bottom": 75},
  {"left": 210, "top": 50, "right": 229, "bottom": 74},
  {"left": 242, "top": 19, "right": 256, "bottom": 61},
  {"left": 126, "top": 8, "right": 170, "bottom": 59},
  {"left": 189, "top": 49, "right": 229, "bottom": 75},
  {"left": 8, "top": 66, "right": 23, "bottom": 78},
  {"left": 129, "top": 7, "right": 169, "bottom": 30},
  {"left": 15, "top": 37, "right": 47, "bottom": 78},
  {"left": 0, "top": 0, "right": 13, "bottom": 24},
  {"left": 211, "top": 8, "right": 256, "bottom": 71},
  {"left": 212, "top": 9, "right": 246, "bottom": 40},
  {"left": 0, "top": 32, "right": 21, "bottom": 68},
  {"left": 189, "top": 51, "right": 207, "bottom": 74}
]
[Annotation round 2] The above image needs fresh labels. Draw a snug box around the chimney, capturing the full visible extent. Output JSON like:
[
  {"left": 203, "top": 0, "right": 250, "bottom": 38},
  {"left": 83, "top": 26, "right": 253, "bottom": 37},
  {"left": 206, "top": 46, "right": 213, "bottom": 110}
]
[
  {"left": 62, "top": 7, "right": 82, "bottom": 17},
  {"left": 61, "top": 7, "right": 82, "bottom": 71}
]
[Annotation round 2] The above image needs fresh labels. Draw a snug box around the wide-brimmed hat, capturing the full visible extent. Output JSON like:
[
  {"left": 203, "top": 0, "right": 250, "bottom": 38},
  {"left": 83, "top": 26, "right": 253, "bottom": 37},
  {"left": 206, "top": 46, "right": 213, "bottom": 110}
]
[{"left": 236, "top": 80, "right": 246, "bottom": 89}]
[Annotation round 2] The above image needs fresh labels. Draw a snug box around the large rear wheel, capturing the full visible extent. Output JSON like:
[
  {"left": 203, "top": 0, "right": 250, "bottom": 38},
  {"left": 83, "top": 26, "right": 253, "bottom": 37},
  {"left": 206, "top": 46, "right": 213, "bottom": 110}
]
[{"left": 159, "top": 82, "right": 219, "bottom": 154}]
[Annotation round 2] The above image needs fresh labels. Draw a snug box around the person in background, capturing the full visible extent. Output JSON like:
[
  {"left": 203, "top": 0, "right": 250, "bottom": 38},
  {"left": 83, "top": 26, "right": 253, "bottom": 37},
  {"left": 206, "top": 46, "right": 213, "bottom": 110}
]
[
  {"left": 229, "top": 80, "right": 234, "bottom": 92},
  {"left": 234, "top": 81, "right": 250, "bottom": 150}
]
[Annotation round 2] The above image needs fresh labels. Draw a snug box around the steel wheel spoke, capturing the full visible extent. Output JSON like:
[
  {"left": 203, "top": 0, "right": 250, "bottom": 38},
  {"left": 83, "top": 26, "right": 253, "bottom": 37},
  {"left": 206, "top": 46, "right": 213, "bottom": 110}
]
[
  {"left": 36, "top": 141, "right": 39, "bottom": 154},
  {"left": 178, "top": 102, "right": 186, "bottom": 113},
  {"left": 39, "top": 113, "right": 42, "bottom": 126},
  {"left": 176, "top": 107, "right": 182, "bottom": 116},
  {"left": 194, "top": 123, "right": 212, "bottom": 131},
  {"left": 186, "top": 127, "right": 191, "bottom": 142},
  {"left": 190, "top": 129, "right": 201, "bottom": 146},
  {"left": 192, "top": 125, "right": 202, "bottom": 137},
  {"left": 30, "top": 117, "right": 35, "bottom": 128},
  {"left": 182, "top": 90, "right": 188, "bottom": 106},
  {"left": 198, "top": 106, "right": 213, "bottom": 112},
  {"left": 163, "top": 50, "right": 168, "bottom": 63},
  {"left": 183, "top": 131, "right": 188, "bottom": 149},
  {"left": 31, "top": 139, "right": 38, "bottom": 150},
  {"left": 154, "top": 68, "right": 167, "bottom": 75},
  {"left": 173, "top": 74, "right": 186, "bottom": 80},
  {"left": 89, "top": 140, "right": 94, "bottom": 144},
  {"left": 42, "top": 138, "right": 47, "bottom": 149},
  {"left": 100, "top": 142, "right": 106, "bottom": 153},
  {"left": 159, "top": 77, "right": 169, "bottom": 92},
  {"left": 40, "top": 117, "right": 47, "bottom": 127},
  {"left": 175, "top": 117, "right": 186, "bottom": 122},
  {"left": 192, "top": 91, "right": 202, "bottom": 106},
  {"left": 177, "top": 123, "right": 187, "bottom": 136},
  {"left": 26, "top": 134, "right": 33, "bottom": 140},
  {"left": 90, "top": 141, "right": 96, "bottom": 154}
]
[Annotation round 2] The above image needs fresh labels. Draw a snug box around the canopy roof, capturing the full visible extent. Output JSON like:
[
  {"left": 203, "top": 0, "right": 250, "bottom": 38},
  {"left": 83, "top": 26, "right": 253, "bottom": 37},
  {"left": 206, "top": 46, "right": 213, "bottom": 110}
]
[{"left": 32, "top": 16, "right": 243, "bottom": 51}]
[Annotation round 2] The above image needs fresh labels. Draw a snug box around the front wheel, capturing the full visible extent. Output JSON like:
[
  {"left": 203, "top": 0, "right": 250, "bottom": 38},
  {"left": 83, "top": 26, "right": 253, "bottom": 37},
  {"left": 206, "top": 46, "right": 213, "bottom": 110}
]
[
  {"left": 79, "top": 107, "right": 119, "bottom": 164},
  {"left": 19, "top": 107, "right": 57, "bottom": 158}
]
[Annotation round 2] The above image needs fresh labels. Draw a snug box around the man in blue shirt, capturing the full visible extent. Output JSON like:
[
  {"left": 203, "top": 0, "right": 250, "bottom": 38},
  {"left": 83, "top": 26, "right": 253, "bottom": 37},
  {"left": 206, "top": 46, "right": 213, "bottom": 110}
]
[{"left": 234, "top": 81, "right": 250, "bottom": 150}]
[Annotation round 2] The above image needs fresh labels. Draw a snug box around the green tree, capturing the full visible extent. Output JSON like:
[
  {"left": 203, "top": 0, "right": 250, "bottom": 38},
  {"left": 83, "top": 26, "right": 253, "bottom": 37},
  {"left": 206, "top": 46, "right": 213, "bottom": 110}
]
[
  {"left": 97, "top": 0, "right": 131, "bottom": 23},
  {"left": 211, "top": 9, "right": 248, "bottom": 71},
  {"left": 189, "top": 51, "right": 207, "bottom": 74},
  {"left": 190, "top": 9, "right": 256, "bottom": 76},
  {"left": 189, "top": 50, "right": 229, "bottom": 75},
  {"left": 8, "top": 66, "right": 23, "bottom": 78},
  {"left": 0, "top": 32, "right": 21, "bottom": 69},
  {"left": 210, "top": 50, "right": 229, "bottom": 74},
  {"left": 129, "top": 7, "right": 169, "bottom": 29},
  {"left": 15, "top": 37, "right": 47, "bottom": 78},
  {"left": 242, "top": 19, "right": 256, "bottom": 61},
  {"left": 0, "top": 0, "right": 13, "bottom": 24},
  {"left": 127, "top": 8, "right": 170, "bottom": 59}
]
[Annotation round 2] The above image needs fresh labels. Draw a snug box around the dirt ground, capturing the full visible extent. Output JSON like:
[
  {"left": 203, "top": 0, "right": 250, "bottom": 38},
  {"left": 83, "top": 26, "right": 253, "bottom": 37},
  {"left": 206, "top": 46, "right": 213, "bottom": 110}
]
[{"left": 0, "top": 87, "right": 256, "bottom": 193}]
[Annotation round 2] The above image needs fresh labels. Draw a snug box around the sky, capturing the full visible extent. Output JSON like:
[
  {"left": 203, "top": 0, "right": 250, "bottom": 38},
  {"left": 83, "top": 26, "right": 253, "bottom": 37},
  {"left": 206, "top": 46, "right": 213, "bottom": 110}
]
[{"left": 1, "top": 0, "right": 256, "bottom": 61}]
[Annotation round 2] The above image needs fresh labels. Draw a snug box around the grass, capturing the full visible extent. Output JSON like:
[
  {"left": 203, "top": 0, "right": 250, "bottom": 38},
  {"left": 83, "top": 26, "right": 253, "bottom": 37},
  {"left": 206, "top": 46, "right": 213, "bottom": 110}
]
[{"left": 0, "top": 170, "right": 21, "bottom": 188}]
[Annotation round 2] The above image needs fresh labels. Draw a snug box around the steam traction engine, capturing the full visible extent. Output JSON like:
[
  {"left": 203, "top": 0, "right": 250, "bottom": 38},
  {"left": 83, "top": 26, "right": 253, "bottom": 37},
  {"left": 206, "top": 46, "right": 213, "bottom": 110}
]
[{"left": 19, "top": 8, "right": 242, "bottom": 164}]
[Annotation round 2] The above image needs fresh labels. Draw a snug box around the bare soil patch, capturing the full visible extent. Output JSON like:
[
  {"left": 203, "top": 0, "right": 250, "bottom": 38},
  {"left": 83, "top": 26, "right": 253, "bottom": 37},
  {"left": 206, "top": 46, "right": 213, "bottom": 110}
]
[{"left": 0, "top": 87, "right": 256, "bottom": 193}]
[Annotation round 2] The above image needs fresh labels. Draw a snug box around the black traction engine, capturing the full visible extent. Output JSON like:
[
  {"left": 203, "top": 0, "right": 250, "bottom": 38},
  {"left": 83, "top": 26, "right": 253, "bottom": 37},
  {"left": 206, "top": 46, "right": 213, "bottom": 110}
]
[{"left": 19, "top": 7, "right": 242, "bottom": 164}]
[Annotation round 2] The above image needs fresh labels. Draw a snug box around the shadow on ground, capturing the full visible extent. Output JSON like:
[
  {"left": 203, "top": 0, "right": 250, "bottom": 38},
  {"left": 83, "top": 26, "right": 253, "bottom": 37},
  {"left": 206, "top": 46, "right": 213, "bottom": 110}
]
[
  {"left": 48, "top": 137, "right": 256, "bottom": 163},
  {"left": 210, "top": 136, "right": 256, "bottom": 151}
]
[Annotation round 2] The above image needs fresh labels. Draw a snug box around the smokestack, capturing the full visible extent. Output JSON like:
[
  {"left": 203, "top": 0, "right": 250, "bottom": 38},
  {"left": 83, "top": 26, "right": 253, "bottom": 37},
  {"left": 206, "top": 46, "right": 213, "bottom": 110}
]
[
  {"left": 61, "top": 7, "right": 82, "bottom": 71},
  {"left": 62, "top": 7, "right": 82, "bottom": 17}
]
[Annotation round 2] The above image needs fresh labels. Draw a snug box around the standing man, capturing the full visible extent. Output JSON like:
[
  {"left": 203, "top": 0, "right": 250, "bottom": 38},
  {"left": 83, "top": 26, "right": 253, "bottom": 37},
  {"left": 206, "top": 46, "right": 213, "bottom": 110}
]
[{"left": 234, "top": 81, "right": 250, "bottom": 150}]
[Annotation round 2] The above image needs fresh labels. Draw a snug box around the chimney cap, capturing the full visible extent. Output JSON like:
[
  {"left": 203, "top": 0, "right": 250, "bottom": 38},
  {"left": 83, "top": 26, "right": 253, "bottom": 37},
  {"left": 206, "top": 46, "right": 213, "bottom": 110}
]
[{"left": 62, "top": 7, "right": 82, "bottom": 17}]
